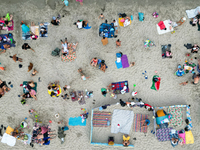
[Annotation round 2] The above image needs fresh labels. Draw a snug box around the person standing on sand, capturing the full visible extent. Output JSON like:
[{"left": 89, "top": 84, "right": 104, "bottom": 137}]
[
  {"left": 98, "top": 13, "right": 105, "bottom": 20},
  {"left": 101, "top": 37, "right": 108, "bottom": 46},
  {"left": 113, "top": 20, "right": 118, "bottom": 34},
  {"left": 9, "top": 54, "right": 23, "bottom": 62}
]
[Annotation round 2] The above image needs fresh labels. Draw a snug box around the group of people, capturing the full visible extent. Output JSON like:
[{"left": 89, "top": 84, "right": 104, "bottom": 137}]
[
  {"left": 21, "top": 81, "right": 37, "bottom": 100},
  {"left": 60, "top": 38, "right": 78, "bottom": 56},
  {"left": 0, "top": 80, "right": 10, "bottom": 98},
  {"left": 90, "top": 58, "right": 107, "bottom": 72},
  {"left": 48, "top": 81, "right": 61, "bottom": 97},
  {"left": 0, "top": 13, "right": 13, "bottom": 31}
]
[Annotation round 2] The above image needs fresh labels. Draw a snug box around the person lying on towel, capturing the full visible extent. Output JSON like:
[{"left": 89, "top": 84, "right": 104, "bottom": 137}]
[
  {"left": 122, "top": 134, "right": 130, "bottom": 147},
  {"left": 40, "top": 23, "right": 47, "bottom": 37},
  {"left": 140, "top": 119, "right": 150, "bottom": 127}
]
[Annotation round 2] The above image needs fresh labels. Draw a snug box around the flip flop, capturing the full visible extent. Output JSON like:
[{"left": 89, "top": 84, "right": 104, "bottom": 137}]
[
  {"left": 151, "top": 130, "right": 153, "bottom": 133},
  {"left": 10, "top": 84, "right": 13, "bottom": 88},
  {"left": 153, "top": 132, "right": 155, "bottom": 134}
]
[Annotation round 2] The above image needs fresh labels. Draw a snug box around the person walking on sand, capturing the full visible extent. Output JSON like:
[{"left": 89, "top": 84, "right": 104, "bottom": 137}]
[
  {"left": 22, "top": 43, "right": 35, "bottom": 52},
  {"left": 113, "top": 20, "right": 118, "bottom": 34},
  {"left": 101, "top": 37, "right": 108, "bottom": 46},
  {"left": 116, "top": 39, "right": 121, "bottom": 48},
  {"left": 179, "top": 81, "right": 188, "bottom": 86},
  {"left": 9, "top": 54, "right": 23, "bottom": 62}
]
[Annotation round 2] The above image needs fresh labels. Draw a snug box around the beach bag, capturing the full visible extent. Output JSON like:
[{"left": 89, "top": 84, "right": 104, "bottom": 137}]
[
  {"left": 21, "top": 99, "right": 26, "bottom": 105},
  {"left": 51, "top": 48, "right": 60, "bottom": 56}
]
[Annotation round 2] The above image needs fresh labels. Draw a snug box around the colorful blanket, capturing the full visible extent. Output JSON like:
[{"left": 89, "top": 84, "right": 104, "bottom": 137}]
[
  {"left": 151, "top": 75, "right": 161, "bottom": 91},
  {"left": 111, "top": 81, "right": 129, "bottom": 94},
  {"left": 156, "top": 127, "right": 172, "bottom": 141},
  {"left": 93, "top": 111, "right": 112, "bottom": 127},
  {"left": 168, "top": 107, "right": 183, "bottom": 127},
  {"left": 0, "top": 20, "right": 14, "bottom": 31},
  {"left": 68, "top": 116, "right": 86, "bottom": 126},
  {"left": 183, "top": 62, "right": 196, "bottom": 73},
  {"left": 61, "top": 51, "right": 76, "bottom": 62},
  {"left": 133, "top": 114, "right": 148, "bottom": 133},
  {"left": 39, "top": 22, "right": 48, "bottom": 37},
  {"left": 99, "top": 23, "right": 115, "bottom": 38},
  {"left": 22, "top": 28, "right": 31, "bottom": 40},
  {"left": 0, "top": 34, "right": 16, "bottom": 48}
]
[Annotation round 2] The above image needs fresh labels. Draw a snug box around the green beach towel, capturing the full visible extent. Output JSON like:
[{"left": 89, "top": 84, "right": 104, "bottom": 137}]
[
  {"left": 23, "top": 81, "right": 37, "bottom": 94},
  {"left": 151, "top": 75, "right": 160, "bottom": 91}
]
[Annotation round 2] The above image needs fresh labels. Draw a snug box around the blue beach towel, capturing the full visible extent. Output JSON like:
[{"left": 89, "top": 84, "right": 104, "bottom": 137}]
[
  {"left": 0, "top": 34, "right": 16, "bottom": 47},
  {"left": 83, "top": 23, "right": 91, "bottom": 29},
  {"left": 39, "top": 22, "right": 49, "bottom": 37},
  {"left": 21, "top": 24, "right": 30, "bottom": 33},
  {"left": 68, "top": 116, "right": 86, "bottom": 126},
  {"left": 21, "top": 24, "right": 31, "bottom": 40},
  {"left": 115, "top": 61, "right": 122, "bottom": 69}
]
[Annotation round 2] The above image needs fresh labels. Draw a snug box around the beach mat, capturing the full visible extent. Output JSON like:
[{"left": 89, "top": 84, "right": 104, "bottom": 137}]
[
  {"left": 157, "top": 20, "right": 173, "bottom": 35},
  {"left": 31, "top": 25, "right": 39, "bottom": 37},
  {"left": 0, "top": 20, "right": 14, "bottom": 31},
  {"left": 39, "top": 22, "right": 49, "bottom": 37},
  {"left": 83, "top": 23, "right": 91, "bottom": 29},
  {"left": 161, "top": 45, "right": 172, "bottom": 58},
  {"left": 111, "top": 81, "right": 129, "bottom": 94},
  {"left": 68, "top": 116, "right": 86, "bottom": 126},
  {"left": 121, "top": 55, "right": 129, "bottom": 68},
  {"left": 186, "top": 6, "right": 200, "bottom": 18},
  {"left": 23, "top": 81, "right": 37, "bottom": 95},
  {"left": 0, "top": 34, "right": 16, "bottom": 48},
  {"left": 22, "top": 30, "right": 31, "bottom": 40},
  {"left": 115, "top": 61, "right": 122, "bottom": 69},
  {"left": 133, "top": 114, "right": 148, "bottom": 133},
  {"left": 93, "top": 111, "right": 112, "bottom": 127}
]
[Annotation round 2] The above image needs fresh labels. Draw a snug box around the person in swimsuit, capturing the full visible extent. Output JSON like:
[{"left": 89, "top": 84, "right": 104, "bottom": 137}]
[
  {"left": 100, "top": 61, "right": 107, "bottom": 72},
  {"left": 191, "top": 73, "right": 200, "bottom": 85},
  {"left": 10, "top": 54, "right": 23, "bottom": 62},
  {"left": 78, "top": 68, "right": 90, "bottom": 80},
  {"left": 191, "top": 44, "right": 199, "bottom": 53},
  {"left": 90, "top": 58, "right": 98, "bottom": 67},
  {"left": 98, "top": 13, "right": 105, "bottom": 20},
  {"left": 82, "top": 20, "right": 88, "bottom": 27},
  {"left": 22, "top": 43, "right": 35, "bottom": 52},
  {"left": 179, "top": 81, "right": 188, "bottom": 86},
  {"left": 0, "top": 44, "right": 11, "bottom": 54},
  {"left": 113, "top": 20, "right": 118, "bottom": 34},
  {"left": 116, "top": 39, "right": 121, "bottom": 48},
  {"left": 31, "top": 69, "right": 38, "bottom": 77},
  {"left": 129, "top": 62, "right": 135, "bottom": 67},
  {"left": 0, "top": 80, "right": 10, "bottom": 93},
  {"left": 140, "top": 119, "right": 150, "bottom": 127},
  {"left": 176, "top": 17, "right": 186, "bottom": 26}
]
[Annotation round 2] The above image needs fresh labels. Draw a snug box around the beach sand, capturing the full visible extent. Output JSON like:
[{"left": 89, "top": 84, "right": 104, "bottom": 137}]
[{"left": 0, "top": 0, "right": 200, "bottom": 149}]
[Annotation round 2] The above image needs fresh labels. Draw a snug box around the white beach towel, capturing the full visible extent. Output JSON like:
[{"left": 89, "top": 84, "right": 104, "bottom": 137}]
[
  {"left": 156, "top": 20, "right": 173, "bottom": 35},
  {"left": 186, "top": 6, "right": 200, "bottom": 18},
  {"left": 111, "top": 109, "right": 134, "bottom": 134},
  {"left": 1, "top": 133, "right": 16, "bottom": 147}
]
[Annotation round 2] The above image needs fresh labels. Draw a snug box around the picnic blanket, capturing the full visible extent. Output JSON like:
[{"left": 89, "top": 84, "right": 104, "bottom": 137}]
[
  {"left": 156, "top": 127, "right": 172, "bottom": 142},
  {"left": 151, "top": 75, "right": 160, "bottom": 91},
  {"left": 0, "top": 34, "right": 16, "bottom": 48},
  {"left": 39, "top": 22, "right": 48, "bottom": 37},
  {"left": 183, "top": 62, "right": 196, "bottom": 73},
  {"left": 68, "top": 116, "right": 86, "bottom": 126},
  {"left": 111, "top": 81, "right": 129, "bottom": 94},
  {"left": 93, "top": 111, "right": 112, "bottom": 127},
  {"left": 168, "top": 107, "right": 183, "bottom": 127},
  {"left": 161, "top": 44, "right": 172, "bottom": 58},
  {"left": 77, "top": 90, "right": 85, "bottom": 105},
  {"left": 156, "top": 20, "right": 173, "bottom": 35},
  {"left": 23, "top": 81, "right": 37, "bottom": 93},
  {"left": 178, "top": 131, "right": 186, "bottom": 144},
  {"left": 115, "top": 61, "right": 122, "bottom": 69},
  {"left": 0, "top": 20, "right": 14, "bottom": 31},
  {"left": 111, "top": 109, "right": 134, "bottom": 134},
  {"left": 186, "top": 6, "right": 200, "bottom": 18},
  {"left": 1, "top": 133, "right": 16, "bottom": 147},
  {"left": 99, "top": 23, "right": 115, "bottom": 38},
  {"left": 170, "top": 129, "right": 179, "bottom": 147},
  {"left": 133, "top": 114, "right": 148, "bottom": 133},
  {"left": 61, "top": 51, "right": 77, "bottom": 62},
  {"left": 83, "top": 23, "right": 91, "bottom": 29},
  {"left": 121, "top": 55, "right": 129, "bottom": 68}
]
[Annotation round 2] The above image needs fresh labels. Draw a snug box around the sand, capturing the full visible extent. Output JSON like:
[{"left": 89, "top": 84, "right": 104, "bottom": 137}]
[{"left": 0, "top": 0, "right": 200, "bottom": 149}]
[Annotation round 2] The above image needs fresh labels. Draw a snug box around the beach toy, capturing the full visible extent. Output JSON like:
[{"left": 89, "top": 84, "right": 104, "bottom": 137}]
[
  {"left": 120, "top": 19, "right": 125, "bottom": 22},
  {"left": 55, "top": 113, "right": 60, "bottom": 118},
  {"left": 152, "top": 12, "right": 159, "bottom": 18},
  {"left": 132, "top": 91, "right": 137, "bottom": 96},
  {"left": 49, "top": 120, "right": 52, "bottom": 123}
]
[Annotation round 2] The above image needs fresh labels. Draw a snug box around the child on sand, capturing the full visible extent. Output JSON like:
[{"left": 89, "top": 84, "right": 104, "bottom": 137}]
[
  {"left": 98, "top": 13, "right": 105, "bottom": 20},
  {"left": 129, "top": 62, "right": 135, "bottom": 67},
  {"left": 90, "top": 58, "right": 98, "bottom": 67},
  {"left": 179, "top": 81, "right": 188, "bottom": 86},
  {"left": 78, "top": 68, "right": 90, "bottom": 80},
  {"left": 116, "top": 39, "right": 121, "bottom": 48},
  {"left": 10, "top": 54, "right": 23, "bottom": 62}
]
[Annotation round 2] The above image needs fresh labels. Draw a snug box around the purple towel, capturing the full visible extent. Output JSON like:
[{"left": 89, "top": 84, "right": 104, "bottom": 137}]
[{"left": 121, "top": 55, "right": 129, "bottom": 68}]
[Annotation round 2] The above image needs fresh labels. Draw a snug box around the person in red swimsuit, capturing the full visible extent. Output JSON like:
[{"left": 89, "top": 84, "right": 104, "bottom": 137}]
[{"left": 90, "top": 58, "right": 98, "bottom": 67}]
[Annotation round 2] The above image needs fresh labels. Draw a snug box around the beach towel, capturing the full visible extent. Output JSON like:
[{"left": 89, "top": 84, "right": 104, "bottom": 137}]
[
  {"left": 138, "top": 12, "right": 144, "bottom": 21},
  {"left": 111, "top": 109, "right": 134, "bottom": 134},
  {"left": 61, "top": 51, "right": 77, "bottom": 62},
  {"left": 1, "top": 133, "right": 16, "bottom": 146},
  {"left": 0, "top": 34, "right": 16, "bottom": 48},
  {"left": 156, "top": 128, "right": 172, "bottom": 142},
  {"left": 83, "top": 23, "right": 91, "bottom": 29},
  {"left": 185, "top": 130, "right": 194, "bottom": 144},
  {"left": 170, "top": 129, "right": 179, "bottom": 147},
  {"left": 30, "top": 25, "right": 39, "bottom": 37},
  {"left": 39, "top": 22, "right": 48, "bottom": 37},
  {"left": 23, "top": 134, "right": 32, "bottom": 145},
  {"left": 111, "top": 81, "right": 129, "bottom": 94},
  {"left": 93, "top": 111, "right": 112, "bottom": 127},
  {"left": 68, "top": 116, "right": 86, "bottom": 126},
  {"left": 151, "top": 75, "right": 160, "bottom": 91},
  {"left": 22, "top": 27, "right": 31, "bottom": 40},
  {"left": 133, "top": 114, "right": 148, "bottom": 133},
  {"left": 121, "top": 55, "right": 129, "bottom": 68},
  {"left": 0, "top": 20, "right": 14, "bottom": 31},
  {"left": 178, "top": 131, "right": 186, "bottom": 144},
  {"left": 99, "top": 23, "right": 115, "bottom": 38},
  {"left": 183, "top": 62, "right": 196, "bottom": 73},
  {"left": 5, "top": 126, "right": 14, "bottom": 135},
  {"left": 115, "top": 61, "right": 122, "bottom": 69},
  {"left": 186, "top": 6, "right": 200, "bottom": 18},
  {"left": 168, "top": 107, "right": 183, "bottom": 127},
  {"left": 156, "top": 20, "right": 173, "bottom": 35}
]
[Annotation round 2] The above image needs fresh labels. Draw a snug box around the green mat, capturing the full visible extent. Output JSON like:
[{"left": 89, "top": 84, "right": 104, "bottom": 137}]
[
  {"left": 23, "top": 81, "right": 37, "bottom": 94},
  {"left": 168, "top": 107, "right": 183, "bottom": 127}
]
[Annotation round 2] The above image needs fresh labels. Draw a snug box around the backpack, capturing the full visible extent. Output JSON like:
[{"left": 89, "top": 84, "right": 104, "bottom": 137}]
[{"left": 51, "top": 48, "right": 61, "bottom": 56}]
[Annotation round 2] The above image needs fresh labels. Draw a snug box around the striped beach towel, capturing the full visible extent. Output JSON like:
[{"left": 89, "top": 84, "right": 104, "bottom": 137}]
[
  {"left": 133, "top": 114, "right": 148, "bottom": 133},
  {"left": 93, "top": 111, "right": 112, "bottom": 127}
]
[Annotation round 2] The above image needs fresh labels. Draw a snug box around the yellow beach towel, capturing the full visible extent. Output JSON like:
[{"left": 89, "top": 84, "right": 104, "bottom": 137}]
[{"left": 185, "top": 130, "right": 194, "bottom": 144}]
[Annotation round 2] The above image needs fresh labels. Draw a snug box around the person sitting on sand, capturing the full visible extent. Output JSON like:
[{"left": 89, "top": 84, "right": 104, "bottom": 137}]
[
  {"left": 179, "top": 81, "right": 188, "bottom": 86},
  {"left": 78, "top": 68, "right": 90, "bottom": 80},
  {"left": 82, "top": 20, "right": 88, "bottom": 27},
  {"left": 98, "top": 13, "right": 105, "bottom": 20},
  {"left": 99, "top": 60, "right": 107, "bottom": 72},
  {"left": 116, "top": 39, "right": 121, "bottom": 48},
  {"left": 12, "top": 126, "right": 23, "bottom": 138},
  {"left": 76, "top": 20, "right": 82, "bottom": 29},
  {"left": 37, "top": 132, "right": 56, "bottom": 140},
  {"left": 40, "top": 23, "right": 47, "bottom": 37},
  {"left": 21, "top": 22, "right": 30, "bottom": 33},
  {"left": 9, "top": 54, "right": 23, "bottom": 62},
  {"left": 101, "top": 36, "right": 108, "bottom": 46},
  {"left": 51, "top": 17, "right": 60, "bottom": 26},
  {"left": 122, "top": 134, "right": 130, "bottom": 147},
  {"left": 22, "top": 43, "right": 35, "bottom": 52},
  {"left": 90, "top": 58, "right": 98, "bottom": 67},
  {"left": 0, "top": 80, "right": 10, "bottom": 98},
  {"left": 0, "top": 44, "right": 11, "bottom": 54},
  {"left": 4, "top": 14, "right": 13, "bottom": 28},
  {"left": 27, "top": 81, "right": 35, "bottom": 90},
  {"left": 140, "top": 119, "right": 150, "bottom": 127},
  {"left": 129, "top": 62, "right": 135, "bottom": 67},
  {"left": 31, "top": 69, "right": 38, "bottom": 76},
  {"left": 191, "top": 44, "right": 199, "bottom": 53},
  {"left": 191, "top": 73, "right": 200, "bottom": 85}
]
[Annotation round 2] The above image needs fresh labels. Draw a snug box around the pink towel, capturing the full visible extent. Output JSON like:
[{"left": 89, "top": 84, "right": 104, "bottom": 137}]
[{"left": 178, "top": 131, "right": 186, "bottom": 144}]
